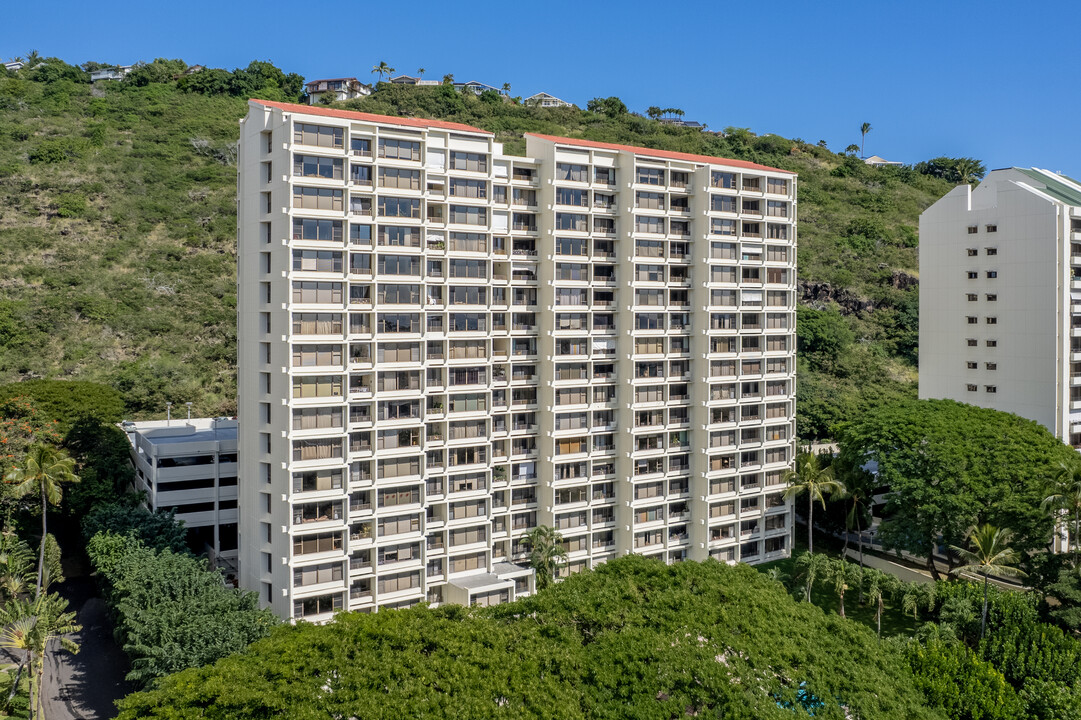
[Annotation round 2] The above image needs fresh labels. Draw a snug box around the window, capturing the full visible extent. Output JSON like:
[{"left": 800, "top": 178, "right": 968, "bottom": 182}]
[
  {"left": 966, "top": 383, "right": 978, "bottom": 392},
  {"left": 986, "top": 247, "right": 997, "bottom": 255},
  {"left": 967, "top": 248, "right": 978, "bottom": 256},
  {"left": 966, "top": 338, "right": 977, "bottom": 346},
  {"left": 967, "top": 226, "right": 978, "bottom": 234},
  {"left": 378, "top": 138, "right": 421, "bottom": 161},
  {"left": 986, "top": 294, "right": 997, "bottom": 301},
  {"left": 556, "top": 163, "right": 588, "bottom": 182},
  {"left": 966, "top": 361, "right": 977, "bottom": 369},
  {"left": 986, "top": 340, "right": 997, "bottom": 347},
  {"left": 986, "top": 317, "right": 997, "bottom": 325},
  {"left": 378, "top": 196, "right": 420, "bottom": 218},
  {"left": 294, "top": 155, "right": 343, "bottom": 179},
  {"left": 556, "top": 187, "right": 588, "bottom": 206},
  {"left": 985, "top": 385, "right": 997, "bottom": 393},
  {"left": 986, "top": 271, "right": 998, "bottom": 278},
  {"left": 636, "top": 167, "right": 664, "bottom": 185},
  {"left": 294, "top": 124, "right": 342, "bottom": 149},
  {"left": 986, "top": 224, "right": 997, "bottom": 233},
  {"left": 292, "top": 281, "right": 342, "bottom": 305},
  {"left": 293, "top": 186, "right": 343, "bottom": 211},
  {"left": 635, "top": 216, "right": 664, "bottom": 234},
  {"left": 966, "top": 293, "right": 978, "bottom": 301},
  {"left": 292, "top": 344, "right": 343, "bottom": 367},
  {"left": 967, "top": 271, "right": 978, "bottom": 279},
  {"left": 450, "top": 152, "right": 487, "bottom": 172},
  {"left": 449, "top": 178, "right": 487, "bottom": 198},
  {"left": 449, "top": 205, "right": 487, "bottom": 226},
  {"left": 293, "top": 218, "right": 343, "bottom": 242},
  {"left": 380, "top": 168, "right": 422, "bottom": 190},
  {"left": 966, "top": 316, "right": 977, "bottom": 324}
]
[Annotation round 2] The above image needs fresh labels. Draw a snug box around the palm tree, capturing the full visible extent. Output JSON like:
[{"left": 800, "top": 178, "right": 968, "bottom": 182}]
[
  {"left": 1043, "top": 462, "right": 1081, "bottom": 566},
  {"left": 442, "top": 73, "right": 454, "bottom": 85},
  {"left": 863, "top": 569, "right": 900, "bottom": 637},
  {"left": 4, "top": 445, "right": 79, "bottom": 597},
  {"left": 826, "top": 558, "right": 859, "bottom": 618},
  {"left": 794, "top": 551, "right": 829, "bottom": 603},
  {"left": 646, "top": 106, "right": 663, "bottom": 120},
  {"left": 24, "top": 50, "right": 41, "bottom": 69},
  {"left": 501, "top": 82, "right": 511, "bottom": 95},
  {"left": 859, "top": 122, "right": 872, "bottom": 158},
  {"left": 836, "top": 464, "right": 874, "bottom": 601},
  {"left": 370, "top": 61, "right": 394, "bottom": 83},
  {"left": 953, "top": 157, "right": 987, "bottom": 185},
  {"left": 522, "top": 525, "right": 567, "bottom": 590},
  {"left": 782, "top": 450, "right": 845, "bottom": 554},
  {"left": 844, "top": 144, "right": 860, "bottom": 155},
  {"left": 0, "top": 592, "right": 80, "bottom": 719},
  {"left": 950, "top": 524, "right": 1027, "bottom": 638},
  {"left": 417, "top": 68, "right": 426, "bottom": 77}
]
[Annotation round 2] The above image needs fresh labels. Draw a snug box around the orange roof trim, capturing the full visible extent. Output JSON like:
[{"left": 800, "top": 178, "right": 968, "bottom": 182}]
[
  {"left": 525, "top": 133, "right": 794, "bottom": 174},
  {"left": 251, "top": 100, "right": 493, "bottom": 135}
]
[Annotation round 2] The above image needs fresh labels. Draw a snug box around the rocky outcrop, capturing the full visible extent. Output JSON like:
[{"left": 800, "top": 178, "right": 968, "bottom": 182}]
[{"left": 798, "top": 280, "right": 875, "bottom": 316}]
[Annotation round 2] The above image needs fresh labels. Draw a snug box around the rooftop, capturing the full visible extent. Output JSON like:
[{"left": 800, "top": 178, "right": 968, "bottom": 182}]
[
  {"left": 250, "top": 100, "right": 494, "bottom": 135},
  {"left": 525, "top": 133, "right": 794, "bottom": 174},
  {"left": 1012, "top": 167, "right": 1081, "bottom": 207},
  {"left": 122, "top": 417, "right": 237, "bottom": 446}
]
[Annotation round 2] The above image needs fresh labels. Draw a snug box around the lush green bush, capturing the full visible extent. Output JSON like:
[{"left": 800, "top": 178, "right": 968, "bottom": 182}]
[
  {"left": 82, "top": 503, "right": 187, "bottom": 553},
  {"left": 86, "top": 532, "right": 277, "bottom": 687},
  {"left": 900, "top": 637, "right": 1024, "bottom": 720},
  {"left": 115, "top": 556, "right": 944, "bottom": 719}
]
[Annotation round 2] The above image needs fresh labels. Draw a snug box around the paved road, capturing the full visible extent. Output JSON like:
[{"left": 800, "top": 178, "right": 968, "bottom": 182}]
[
  {"left": 40, "top": 573, "right": 131, "bottom": 720},
  {"left": 842, "top": 548, "right": 934, "bottom": 584}
]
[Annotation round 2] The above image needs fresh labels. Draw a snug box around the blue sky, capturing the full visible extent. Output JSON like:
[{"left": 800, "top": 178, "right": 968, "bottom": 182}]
[{"left": 4, "top": 0, "right": 1080, "bottom": 177}]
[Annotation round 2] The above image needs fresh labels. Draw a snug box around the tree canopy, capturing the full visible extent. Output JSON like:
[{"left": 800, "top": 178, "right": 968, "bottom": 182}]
[
  {"left": 836, "top": 399, "right": 1071, "bottom": 576},
  {"left": 115, "top": 556, "right": 945, "bottom": 719}
]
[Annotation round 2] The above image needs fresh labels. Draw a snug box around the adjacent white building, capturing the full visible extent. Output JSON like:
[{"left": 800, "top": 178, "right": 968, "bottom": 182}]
[
  {"left": 122, "top": 417, "right": 239, "bottom": 571},
  {"left": 524, "top": 93, "right": 573, "bottom": 109},
  {"left": 237, "top": 100, "right": 797, "bottom": 621},
  {"left": 919, "top": 167, "right": 1081, "bottom": 446}
]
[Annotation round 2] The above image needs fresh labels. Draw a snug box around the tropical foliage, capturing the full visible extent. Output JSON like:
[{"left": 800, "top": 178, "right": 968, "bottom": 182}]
[
  {"left": 85, "top": 532, "right": 276, "bottom": 687},
  {"left": 115, "top": 556, "right": 945, "bottom": 720}
]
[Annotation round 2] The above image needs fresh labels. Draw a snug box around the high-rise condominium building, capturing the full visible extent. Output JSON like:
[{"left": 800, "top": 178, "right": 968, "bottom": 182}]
[
  {"left": 237, "top": 100, "right": 798, "bottom": 621},
  {"left": 920, "top": 167, "right": 1081, "bottom": 445}
]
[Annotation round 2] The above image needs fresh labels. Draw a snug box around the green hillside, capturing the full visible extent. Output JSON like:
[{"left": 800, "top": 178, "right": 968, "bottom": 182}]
[{"left": 0, "top": 58, "right": 956, "bottom": 436}]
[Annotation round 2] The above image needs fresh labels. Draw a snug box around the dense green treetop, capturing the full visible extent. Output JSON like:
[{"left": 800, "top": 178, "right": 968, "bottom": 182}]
[
  {"left": 116, "top": 556, "right": 944, "bottom": 720},
  {"left": 836, "top": 399, "right": 1073, "bottom": 570}
]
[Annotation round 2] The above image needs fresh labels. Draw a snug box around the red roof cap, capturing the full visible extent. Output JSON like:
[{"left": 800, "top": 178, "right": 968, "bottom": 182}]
[
  {"left": 250, "top": 100, "right": 493, "bottom": 135},
  {"left": 525, "top": 133, "right": 794, "bottom": 174}
]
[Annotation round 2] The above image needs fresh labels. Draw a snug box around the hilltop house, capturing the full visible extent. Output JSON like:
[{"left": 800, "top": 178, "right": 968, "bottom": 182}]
[
  {"left": 3, "top": 60, "right": 23, "bottom": 72},
  {"left": 389, "top": 74, "right": 439, "bottom": 86},
  {"left": 524, "top": 92, "right": 573, "bottom": 108},
  {"left": 863, "top": 155, "right": 903, "bottom": 167},
  {"left": 305, "top": 78, "right": 372, "bottom": 104},
  {"left": 90, "top": 65, "right": 132, "bottom": 82},
  {"left": 454, "top": 80, "right": 503, "bottom": 96}
]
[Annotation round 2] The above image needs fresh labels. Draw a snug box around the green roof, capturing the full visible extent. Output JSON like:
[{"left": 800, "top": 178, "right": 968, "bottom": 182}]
[{"left": 1013, "top": 167, "right": 1081, "bottom": 207}]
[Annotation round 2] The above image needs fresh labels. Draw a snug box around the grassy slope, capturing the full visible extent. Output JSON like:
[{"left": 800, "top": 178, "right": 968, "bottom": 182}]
[{"left": 0, "top": 73, "right": 956, "bottom": 431}]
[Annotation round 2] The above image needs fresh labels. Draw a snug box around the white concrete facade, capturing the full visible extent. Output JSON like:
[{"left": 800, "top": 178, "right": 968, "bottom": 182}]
[
  {"left": 919, "top": 168, "right": 1081, "bottom": 446},
  {"left": 122, "top": 417, "right": 239, "bottom": 570},
  {"left": 237, "top": 100, "right": 797, "bottom": 622}
]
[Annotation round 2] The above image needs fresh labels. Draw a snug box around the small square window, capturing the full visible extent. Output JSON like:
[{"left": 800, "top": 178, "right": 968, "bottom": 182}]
[
  {"left": 986, "top": 271, "right": 997, "bottom": 278},
  {"left": 986, "top": 362, "right": 997, "bottom": 370},
  {"left": 967, "top": 226, "right": 979, "bottom": 234},
  {"left": 985, "top": 385, "right": 997, "bottom": 393},
  {"left": 986, "top": 294, "right": 997, "bottom": 301},
  {"left": 986, "top": 339, "right": 997, "bottom": 347},
  {"left": 986, "top": 248, "right": 997, "bottom": 256},
  {"left": 966, "top": 361, "right": 977, "bottom": 369},
  {"left": 966, "top": 338, "right": 977, "bottom": 346},
  {"left": 966, "top": 384, "right": 978, "bottom": 392},
  {"left": 986, "top": 317, "right": 997, "bottom": 325},
  {"left": 966, "top": 293, "right": 978, "bottom": 301},
  {"left": 967, "top": 271, "right": 978, "bottom": 279},
  {"left": 966, "top": 316, "right": 978, "bottom": 324},
  {"left": 967, "top": 247, "right": 978, "bottom": 255},
  {"left": 986, "top": 225, "right": 997, "bottom": 233}
]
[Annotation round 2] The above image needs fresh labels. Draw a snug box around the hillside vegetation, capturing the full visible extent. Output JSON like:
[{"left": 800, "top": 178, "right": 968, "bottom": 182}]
[{"left": 0, "top": 58, "right": 957, "bottom": 436}]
